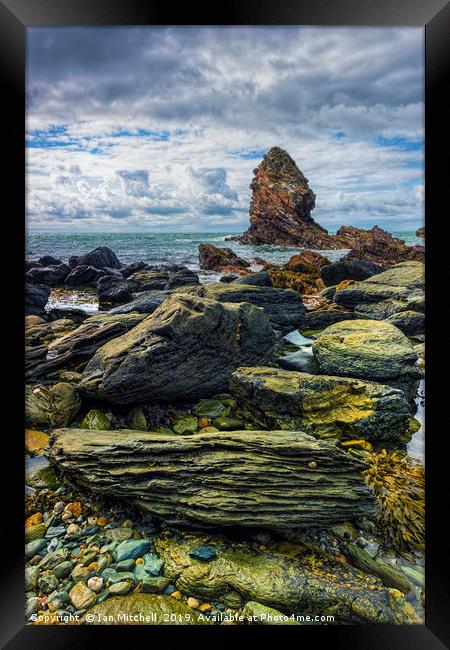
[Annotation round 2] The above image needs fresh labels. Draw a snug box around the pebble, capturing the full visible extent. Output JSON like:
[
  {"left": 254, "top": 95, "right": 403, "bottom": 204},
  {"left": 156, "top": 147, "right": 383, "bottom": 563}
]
[
  {"left": 38, "top": 573, "right": 59, "bottom": 595},
  {"left": 26, "top": 512, "right": 43, "bottom": 527},
  {"left": 25, "top": 539, "right": 47, "bottom": 558},
  {"left": 97, "top": 516, "right": 108, "bottom": 527},
  {"left": 198, "top": 603, "right": 212, "bottom": 612},
  {"left": 66, "top": 524, "right": 80, "bottom": 535},
  {"left": 25, "top": 566, "right": 40, "bottom": 591},
  {"left": 52, "top": 560, "right": 73, "bottom": 580},
  {"left": 187, "top": 597, "right": 200, "bottom": 609},
  {"left": 171, "top": 591, "right": 182, "bottom": 600},
  {"left": 87, "top": 516, "right": 98, "bottom": 526},
  {"left": 116, "top": 559, "right": 135, "bottom": 572},
  {"left": 69, "top": 582, "right": 97, "bottom": 609},
  {"left": 189, "top": 546, "right": 217, "bottom": 562},
  {"left": 87, "top": 576, "right": 104, "bottom": 592},
  {"left": 164, "top": 584, "right": 176, "bottom": 595},
  {"left": 113, "top": 539, "right": 152, "bottom": 562},
  {"left": 141, "top": 577, "right": 170, "bottom": 594},
  {"left": 64, "top": 502, "right": 82, "bottom": 518},
  {"left": 25, "top": 596, "right": 41, "bottom": 618},
  {"left": 108, "top": 580, "right": 132, "bottom": 595}
]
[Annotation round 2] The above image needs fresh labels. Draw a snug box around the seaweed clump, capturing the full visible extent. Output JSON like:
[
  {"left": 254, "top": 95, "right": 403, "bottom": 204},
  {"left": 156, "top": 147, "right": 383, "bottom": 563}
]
[{"left": 363, "top": 450, "right": 424, "bottom": 552}]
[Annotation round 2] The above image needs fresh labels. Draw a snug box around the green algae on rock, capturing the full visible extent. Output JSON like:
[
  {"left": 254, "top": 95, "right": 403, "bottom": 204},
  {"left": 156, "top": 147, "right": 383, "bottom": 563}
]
[
  {"left": 49, "top": 427, "right": 376, "bottom": 529},
  {"left": 154, "top": 531, "right": 415, "bottom": 624},
  {"left": 78, "top": 293, "right": 278, "bottom": 404},
  {"left": 312, "top": 319, "right": 422, "bottom": 382},
  {"left": 230, "top": 367, "right": 411, "bottom": 442},
  {"left": 81, "top": 593, "right": 210, "bottom": 625},
  {"left": 81, "top": 409, "right": 111, "bottom": 430}
]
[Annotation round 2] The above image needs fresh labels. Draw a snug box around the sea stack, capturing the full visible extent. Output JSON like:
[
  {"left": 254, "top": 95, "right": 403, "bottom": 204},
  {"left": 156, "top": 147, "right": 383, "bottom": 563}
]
[{"left": 236, "top": 147, "right": 340, "bottom": 249}]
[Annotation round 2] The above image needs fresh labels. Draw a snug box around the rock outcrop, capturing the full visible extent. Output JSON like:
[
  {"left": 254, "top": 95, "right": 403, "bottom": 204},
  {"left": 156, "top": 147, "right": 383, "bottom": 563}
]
[
  {"left": 229, "top": 367, "right": 411, "bottom": 443},
  {"left": 335, "top": 226, "right": 424, "bottom": 266},
  {"left": 416, "top": 227, "right": 425, "bottom": 238},
  {"left": 49, "top": 428, "right": 376, "bottom": 529},
  {"left": 198, "top": 243, "right": 250, "bottom": 274},
  {"left": 79, "top": 293, "right": 278, "bottom": 404},
  {"left": 76, "top": 246, "right": 121, "bottom": 270},
  {"left": 179, "top": 283, "right": 306, "bottom": 335},
  {"left": 333, "top": 261, "right": 424, "bottom": 320},
  {"left": 153, "top": 531, "right": 413, "bottom": 624},
  {"left": 312, "top": 320, "right": 422, "bottom": 383},
  {"left": 234, "top": 147, "right": 341, "bottom": 248}
]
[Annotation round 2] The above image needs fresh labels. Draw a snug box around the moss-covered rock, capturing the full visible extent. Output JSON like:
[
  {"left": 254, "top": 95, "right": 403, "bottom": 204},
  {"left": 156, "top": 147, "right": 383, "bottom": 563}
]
[
  {"left": 79, "top": 293, "right": 278, "bottom": 404},
  {"left": 312, "top": 319, "right": 422, "bottom": 382},
  {"left": 81, "top": 409, "right": 111, "bottom": 430},
  {"left": 82, "top": 594, "right": 209, "bottom": 624},
  {"left": 127, "top": 407, "right": 148, "bottom": 431},
  {"left": 269, "top": 270, "right": 324, "bottom": 295},
  {"left": 154, "top": 531, "right": 415, "bottom": 624},
  {"left": 25, "top": 382, "right": 81, "bottom": 429},
  {"left": 230, "top": 367, "right": 411, "bottom": 443}
]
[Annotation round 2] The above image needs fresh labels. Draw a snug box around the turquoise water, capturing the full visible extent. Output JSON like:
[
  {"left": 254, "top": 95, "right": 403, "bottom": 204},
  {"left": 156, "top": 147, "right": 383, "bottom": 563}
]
[{"left": 26, "top": 230, "right": 423, "bottom": 272}]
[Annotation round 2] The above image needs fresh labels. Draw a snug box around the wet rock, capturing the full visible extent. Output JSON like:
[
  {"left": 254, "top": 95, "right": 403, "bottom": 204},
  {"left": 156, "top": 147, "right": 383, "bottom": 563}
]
[
  {"left": 82, "top": 594, "right": 209, "bottom": 624},
  {"left": 198, "top": 243, "right": 250, "bottom": 274},
  {"left": 79, "top": 294, "right": 277, "bottom": 404},
  {"left": 121, "top": 261, "right": 150, "bottom": 277},
  {"left": 320, "top": 259, "right": 385, "bottom": 286},
  {"left": 311, "top": 320, "right": 422, "bottom": 382},
  {"left": 69, "top": 581, "right": 97, "bottom": 609},
  {"left": 38, "top": 255, "right": 63, "bottom": 266},
  {"left": 235, "top": 147, "right": 340, "bottom": 249},
  {"left": 128, "top": 270, "right": 169, "bottom": 291},
  {"left": 113, "top": 539, "right": 152, "bottom": 562},
  {"left": 220, "top": 273, "right": 239, "bottom": 283},
  {"left": 25, "top": 283, "right": 50, "bottom": 317},
  {"left": 65, "top": 265, "right": 110, "bottom": 287},
  {"left": 180, "top": 283, "right": 306, "bottom": 335},
  {"left": 49, "top": 427, "right": 376, "bottom": 529},
  {"left": 278, "top": 348, "right": 320, "bottom": 374},
  {"left": 285, "top": 251, "right": 330, "bottom": 274},
  {"left": 192, "top": 399, "right": 226, "bottom": 419},
  {"left": 154, "top": 531, "right": 411, "bottom": 624},
  {"left": 230, "top": 367, "right": 411, "bottom": 443}
]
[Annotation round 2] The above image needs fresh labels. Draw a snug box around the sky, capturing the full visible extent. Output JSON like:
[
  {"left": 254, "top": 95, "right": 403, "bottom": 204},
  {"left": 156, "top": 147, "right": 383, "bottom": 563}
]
[{"left": 26, "top": 27, "right": 424, "bottom": 233}]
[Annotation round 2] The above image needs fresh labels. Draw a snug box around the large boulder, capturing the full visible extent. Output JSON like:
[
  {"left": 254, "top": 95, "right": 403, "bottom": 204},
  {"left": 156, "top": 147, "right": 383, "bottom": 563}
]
[
  {"left": 333, "top": 261, "right": 424, "bottom": 320},
  {"left": 82, "top": 594, "right": 209, "bottom": 625},
  {"left": 128, "top": 269, "right": 169, "bottom": 291},
  {"left": 384, "top": 310, "right": 425, "bottom": 337},
  {"left": 38, "top": 255, "right": 63, "bottom": 266},
  {"left": 285, "top": 250, "right": 330, "bottom": 274},
  {"left": 76, "top": 246, "right": 121, "bottom": 269},
  {"left": 230, "top": 367, "right": 411, "bottom": 443},
  {"left": 26, "top": 313, "right": 146, "bottom": 379},
  {"left": 26, "top": 263, "right": 70, "bottom": 286},
  {"left": 25, "top": 283, "right": 50, "bottom": 317},
  {"left": 179, "top": 283, "right": 306, "bottom": 335},
  {"left": 311, "top": 320, "right": 422, "bottom": 382},
  {"left": 153, "top": 531, "right": 413, "bottom": 624},
  {"left": 109, "top": 291, "right": 170, "bottom": 315},
  {"left": 234, "top": 147, "right": 340, "bottom": 248},
  {"left": 49, "top": 427, "right": 376, "bottom": 529},
  {"left": 320, "top": 259, "right": 385, "bottom": 286},
  {"left": 78, "top": 293, "right": 278, "bottom": 404},
  {"left": 198, "top": 243, "right": 250, "bottom": 274},
  {"left": 334, "top": 226, "right": 425, "bottom": 266}
]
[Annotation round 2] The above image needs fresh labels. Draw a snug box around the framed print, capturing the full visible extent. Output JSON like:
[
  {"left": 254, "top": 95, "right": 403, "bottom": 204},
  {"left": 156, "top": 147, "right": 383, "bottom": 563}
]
[{"left": 1, "top": 0, "right": 449, "bottom": 647}]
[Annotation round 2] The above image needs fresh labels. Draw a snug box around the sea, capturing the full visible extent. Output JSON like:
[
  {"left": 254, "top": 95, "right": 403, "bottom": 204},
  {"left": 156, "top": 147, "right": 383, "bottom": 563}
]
[{"left": 26, "top": 230, "right": 423, "bottom": 282}]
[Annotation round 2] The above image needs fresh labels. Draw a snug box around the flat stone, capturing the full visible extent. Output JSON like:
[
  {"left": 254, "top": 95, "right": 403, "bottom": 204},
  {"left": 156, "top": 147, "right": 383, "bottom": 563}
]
[{"left": 113, "top": 539, "right": 152, "bottom": 562}]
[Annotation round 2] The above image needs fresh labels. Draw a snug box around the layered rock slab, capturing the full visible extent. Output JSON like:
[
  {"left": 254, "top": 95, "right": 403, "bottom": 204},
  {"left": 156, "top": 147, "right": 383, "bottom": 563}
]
[
  {"left": 49, "top": 428, "right": 376, "bottom": 529},
  {"left": 154, "top": 531, "right": 412, "bottom": 624},
  {"left": 179, "top": 283, "right": 306, "bottom": 335},
  {"left": 79, "top": 293, "right": 278, "bottom": 404},
  {"left": 333, "top": 261, "right": 424, "bottom": 320},
  {"left": 229, "top": 367, "right": 411, "bottom": 442}
]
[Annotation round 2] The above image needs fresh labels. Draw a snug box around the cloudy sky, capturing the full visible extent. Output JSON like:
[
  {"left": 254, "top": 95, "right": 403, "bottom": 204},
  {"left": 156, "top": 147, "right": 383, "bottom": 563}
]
[{"left": 26, "top": 27, "right": 424, "bottom": 232}]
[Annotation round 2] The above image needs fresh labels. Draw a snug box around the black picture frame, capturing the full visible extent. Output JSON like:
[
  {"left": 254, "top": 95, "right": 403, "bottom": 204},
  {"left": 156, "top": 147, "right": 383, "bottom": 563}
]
[{"left": 2, "top": 0, "right": 449, "bottom": 647}]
